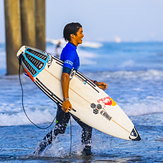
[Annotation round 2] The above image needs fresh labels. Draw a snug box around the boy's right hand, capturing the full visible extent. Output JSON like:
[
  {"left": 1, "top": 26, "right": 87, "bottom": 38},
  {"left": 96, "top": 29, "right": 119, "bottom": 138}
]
[{"left": 62, "top": 100, "right": 72, "bottom": 113}]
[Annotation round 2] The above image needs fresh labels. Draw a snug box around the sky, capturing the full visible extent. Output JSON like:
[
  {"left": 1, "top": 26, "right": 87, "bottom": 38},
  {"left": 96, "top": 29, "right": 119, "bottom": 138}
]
[{"left": 0, "top": 0, "right": 163, "bottom": 43}]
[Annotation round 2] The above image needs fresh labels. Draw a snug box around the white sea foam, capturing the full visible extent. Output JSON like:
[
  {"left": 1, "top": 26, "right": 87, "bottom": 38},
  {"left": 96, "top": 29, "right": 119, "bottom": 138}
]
[
  {"left": 102, "top": 69, "right": 163, "bottom": 81},
  {"left": 0, "top": 109, "right": 56, "bottom": 126},
  {"left": 0, "top": 42, "right": 163, "bottom": 126},
  {"left": 86, "top": 69, "right": 163, "bottom": 83},
  {"left": 85, "top": 69, "right": 163, "bottom": 116},
  {"left": 80, "top": 41, "right": 103, "bottom": 48},
  {"left": 46, "top": 38, "right": 65, "bottom": 45},
  {"left": 0, "top": 98, "right": 162, "bottom": 126},
  {"left": 1, "top": 69, "right": 162, "bottom": 126},
  {"left": 46, "top": 39, "right": 102, "bottom": 65},
  {"left": 46, "top": 38, "right": 103, "bottom": 49},
  {"left": 78, "top": 49, "right": 97, "bottom": 65},
  {"left": 121, "top": 99, "right": 163, "bottom": 116}
]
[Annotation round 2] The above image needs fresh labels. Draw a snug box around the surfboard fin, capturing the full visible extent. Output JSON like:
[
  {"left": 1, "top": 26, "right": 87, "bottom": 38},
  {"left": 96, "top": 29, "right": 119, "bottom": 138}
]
[{"left": 129, "top": 126, "right": 141, "bottom": 141}]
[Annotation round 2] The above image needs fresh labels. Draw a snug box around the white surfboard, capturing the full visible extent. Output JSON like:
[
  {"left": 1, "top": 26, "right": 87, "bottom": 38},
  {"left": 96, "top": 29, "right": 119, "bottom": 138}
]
[{"left": 17, "top": 45, "right": 141, "bottom": 141}]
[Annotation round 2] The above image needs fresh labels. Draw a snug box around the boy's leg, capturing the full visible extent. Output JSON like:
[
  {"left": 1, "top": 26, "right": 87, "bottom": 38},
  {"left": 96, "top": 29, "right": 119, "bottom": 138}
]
[
  {"left": 34, "top": 105, "right": 70, "bottom": 155},
  {"left": 72, "top": 115, "right": 92, "bottom": 155}
]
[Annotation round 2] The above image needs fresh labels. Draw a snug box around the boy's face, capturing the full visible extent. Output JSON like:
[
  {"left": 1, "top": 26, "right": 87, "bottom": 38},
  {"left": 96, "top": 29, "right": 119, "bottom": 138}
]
[{"left": 71, "top": 27, "right": 84, "bottom": 46}]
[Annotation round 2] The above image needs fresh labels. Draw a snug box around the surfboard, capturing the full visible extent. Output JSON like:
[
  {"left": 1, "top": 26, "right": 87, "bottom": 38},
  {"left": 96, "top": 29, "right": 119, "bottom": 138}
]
[{"left": 17, "top": 45, "right": 141, "bottom": 141}]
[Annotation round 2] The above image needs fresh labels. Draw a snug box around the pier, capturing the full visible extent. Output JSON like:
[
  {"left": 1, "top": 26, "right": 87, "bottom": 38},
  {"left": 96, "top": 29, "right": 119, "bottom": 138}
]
[{"left": 4, "top": 0, "right": 46, "bottom": 75}]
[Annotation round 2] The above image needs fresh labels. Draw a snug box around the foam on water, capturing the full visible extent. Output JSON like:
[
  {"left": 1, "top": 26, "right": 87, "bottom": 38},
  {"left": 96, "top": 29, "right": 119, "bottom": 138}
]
[
  {"left": 78, "top": 49, "right": 97, "bottom": 65},
  {"left": 46, "top": 39, "right": 99, "bottom": 66},
  {"left": 0, "top": 109, "right": 56, "bottom": 126},
  {"left": 0, "top": 42, "right": 163, "bottom": 127},
  {"left": 85, "top": 69, "right": 163, "bottom": 116},
  {"left": 0, "top": 69, "right": 162, "bottom": 126},
  {"left": 46, "top": 38, "right": 103, "bottom": 48},
  {"left": 0, "top": 42, "right": 163, "bottom": 162},
  {"left": 0, "top": 74, "right": 58, "bottom": 126}
]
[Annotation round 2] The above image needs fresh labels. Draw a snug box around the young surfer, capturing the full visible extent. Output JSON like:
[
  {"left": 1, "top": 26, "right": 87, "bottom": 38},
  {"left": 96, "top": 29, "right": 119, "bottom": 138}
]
[{"left": 34, "top": 22, "right": 107, "bottom": 156}]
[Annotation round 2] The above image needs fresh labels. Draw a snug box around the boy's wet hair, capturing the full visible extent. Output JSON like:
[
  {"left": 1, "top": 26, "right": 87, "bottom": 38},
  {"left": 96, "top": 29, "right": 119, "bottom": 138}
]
[{"left": 63, "top": 22, "right": 82, "bottom": 41}]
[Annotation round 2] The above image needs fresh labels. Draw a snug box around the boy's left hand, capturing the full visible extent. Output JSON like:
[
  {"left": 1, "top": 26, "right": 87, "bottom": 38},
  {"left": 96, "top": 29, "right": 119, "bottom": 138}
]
[{"left": 96, "top": 82, "right": 107, "bottom": 90}]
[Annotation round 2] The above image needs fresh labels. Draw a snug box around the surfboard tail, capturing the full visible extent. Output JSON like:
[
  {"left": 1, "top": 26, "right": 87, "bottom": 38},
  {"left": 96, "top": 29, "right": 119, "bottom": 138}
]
[{"left": 129, "top": 126, "right": 141, "bottom": 141}]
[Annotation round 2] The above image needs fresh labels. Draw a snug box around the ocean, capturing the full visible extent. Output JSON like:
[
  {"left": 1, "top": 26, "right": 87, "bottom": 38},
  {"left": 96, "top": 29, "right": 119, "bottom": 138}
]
[{"left": 0, "top": 41, "right": 163, "bottom": 162}]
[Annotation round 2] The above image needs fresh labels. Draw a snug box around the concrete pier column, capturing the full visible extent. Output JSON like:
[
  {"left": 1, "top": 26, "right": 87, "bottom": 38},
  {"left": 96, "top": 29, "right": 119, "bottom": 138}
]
[
  {"left": 4, "top": 0, "right": 22, "bottom": 75},
  {"left": 35, "top": 0, "right": 46, "bottom": 51},
  {"left": 4, "top": 0, "right": 46, "bottom": 75},
  {"left": 20, "top": 0, "right": 36, "bottom": 47}
]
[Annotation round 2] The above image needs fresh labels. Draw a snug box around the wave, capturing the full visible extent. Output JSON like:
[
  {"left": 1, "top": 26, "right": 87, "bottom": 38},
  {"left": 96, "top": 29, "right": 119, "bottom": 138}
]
[
  {"left": 121, "top": 99, "right": 163, "bottom": 116},
  {"left": 0, "top": 42, "right": 163, "bottom": 126},
  {"left": 0, "top": 95, "right": 162, "bottom": 126},
  {"left": 85, "top": 69, "right": 163, "bottom": 82},
  {"left": 0, "top": 109, "right": 57, "bottom": 126},
  {"left": 80, "top": 41, "right": 103, "bottom": 48},
  {"left": 46, "top": 38, "right": 65, "bottom": 46},
  {"left": 84, "top": 69, "right": 163, "bottom": 117},
  {"left": 46, "top": 38, "right": 103, "bottom": 49}
]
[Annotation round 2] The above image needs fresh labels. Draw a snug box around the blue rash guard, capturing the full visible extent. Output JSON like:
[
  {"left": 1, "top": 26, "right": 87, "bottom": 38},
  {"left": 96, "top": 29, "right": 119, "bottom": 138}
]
[{"left": 60, "top": 43, "right": 80, "bottom": 74}]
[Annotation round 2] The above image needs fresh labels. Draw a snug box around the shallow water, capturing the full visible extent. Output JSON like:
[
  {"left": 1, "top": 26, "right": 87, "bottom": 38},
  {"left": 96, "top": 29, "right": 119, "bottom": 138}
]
[{"left": 0, "top": 113, "right": 163, "bottom": 162}]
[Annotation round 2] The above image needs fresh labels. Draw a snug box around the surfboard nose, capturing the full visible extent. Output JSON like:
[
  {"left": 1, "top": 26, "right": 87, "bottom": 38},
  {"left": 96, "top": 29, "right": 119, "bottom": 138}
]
[
  {"left": 129, "top": 126, "right": 141, "bottom": 141},
  {"left": 16, "top": 45, "right": 26, "bottom": 57}
]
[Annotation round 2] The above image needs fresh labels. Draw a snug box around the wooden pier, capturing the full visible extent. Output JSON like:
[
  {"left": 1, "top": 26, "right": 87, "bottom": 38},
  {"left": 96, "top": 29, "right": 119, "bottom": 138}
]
[{"left": 4, "top": 0, "right": 46, "bottom": 75}]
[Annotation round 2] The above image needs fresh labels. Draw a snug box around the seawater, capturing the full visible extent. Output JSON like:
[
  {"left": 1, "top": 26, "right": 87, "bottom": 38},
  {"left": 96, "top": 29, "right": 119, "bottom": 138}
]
[{"left": 0, "top": 41, "right": 163, "bottom": 162}]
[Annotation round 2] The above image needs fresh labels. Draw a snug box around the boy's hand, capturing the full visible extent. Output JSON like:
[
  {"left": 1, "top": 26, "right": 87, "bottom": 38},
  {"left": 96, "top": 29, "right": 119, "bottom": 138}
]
[{"left": 62, "top": 100, "right": 72, "bottom": 113}]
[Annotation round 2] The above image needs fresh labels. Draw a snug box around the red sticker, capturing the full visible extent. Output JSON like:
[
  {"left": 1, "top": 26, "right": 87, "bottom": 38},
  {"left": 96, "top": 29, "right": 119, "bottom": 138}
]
[
  {"left": 24, "top": 68, "right": 35, "bottom": 82},
  {"left": 97, "top": 97, "right": 112, "bottom": 106}
]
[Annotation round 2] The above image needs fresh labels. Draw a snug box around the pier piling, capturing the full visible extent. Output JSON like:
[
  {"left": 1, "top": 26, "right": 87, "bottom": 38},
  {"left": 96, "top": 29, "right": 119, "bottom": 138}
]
[{"left": 4, "top": 0, "right": 46, "bottom": 75}]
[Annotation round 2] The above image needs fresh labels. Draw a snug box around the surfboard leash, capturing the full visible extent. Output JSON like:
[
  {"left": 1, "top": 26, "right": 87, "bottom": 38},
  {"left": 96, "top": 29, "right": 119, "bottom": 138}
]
[
  {"left": 69, "top": 116, "right": 72, "bottom": 156},
  {"left": 18, "top": 59, "right": 73, "bottom": 155},
  {"left": 18, "top": 63, "right": 56, "bottom": 129}
]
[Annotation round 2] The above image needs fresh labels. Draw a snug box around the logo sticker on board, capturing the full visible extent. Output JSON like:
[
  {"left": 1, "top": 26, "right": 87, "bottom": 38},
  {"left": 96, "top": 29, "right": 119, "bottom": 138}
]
[
  {"left": 90, "top": 103, "right": 112, "bottom": 121},
  {"left": 97, "top": 96, "right": 117, "bottom": 107}
]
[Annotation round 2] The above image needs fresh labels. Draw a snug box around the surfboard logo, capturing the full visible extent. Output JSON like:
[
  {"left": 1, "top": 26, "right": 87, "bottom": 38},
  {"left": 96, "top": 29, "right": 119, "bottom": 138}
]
[
  {"left": 65, "top": 60, "right": 73, "bottom": 66},
  {"left": 90, "top": 103, "right": 112, "bottom": 121},
  {"left": 97, "top": 97, "right": 117, "bottom": 107}
]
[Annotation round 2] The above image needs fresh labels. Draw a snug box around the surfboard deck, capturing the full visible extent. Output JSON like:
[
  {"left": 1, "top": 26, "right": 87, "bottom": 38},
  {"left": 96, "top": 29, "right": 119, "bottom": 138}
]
[{"left": 17, "top": 45, "right": 141, "bottom": 141}]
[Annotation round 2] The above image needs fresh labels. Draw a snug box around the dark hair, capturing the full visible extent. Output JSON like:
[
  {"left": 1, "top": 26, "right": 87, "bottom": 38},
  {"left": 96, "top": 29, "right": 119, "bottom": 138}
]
[{"left": 63, "top": 22, "right": 82, "bottom": 41}]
